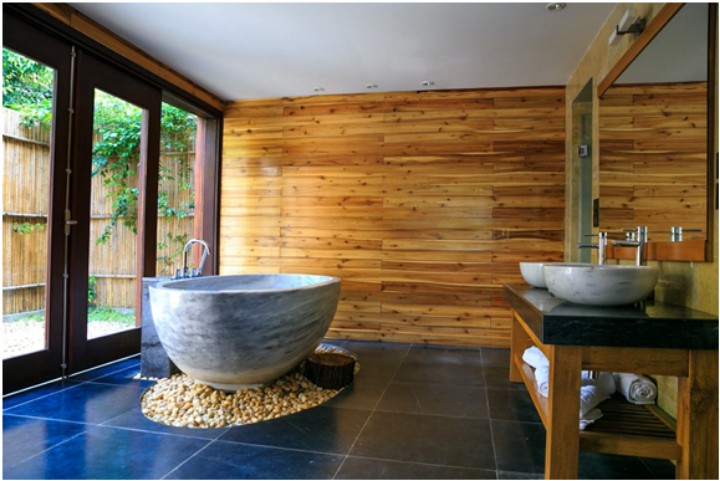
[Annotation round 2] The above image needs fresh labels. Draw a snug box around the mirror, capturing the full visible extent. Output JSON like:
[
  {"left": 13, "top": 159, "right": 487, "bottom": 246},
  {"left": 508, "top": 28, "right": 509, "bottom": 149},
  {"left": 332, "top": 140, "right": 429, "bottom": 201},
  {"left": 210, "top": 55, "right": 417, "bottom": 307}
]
[{"left": 598, "top": 3, "right": 713, "bottom": 261}]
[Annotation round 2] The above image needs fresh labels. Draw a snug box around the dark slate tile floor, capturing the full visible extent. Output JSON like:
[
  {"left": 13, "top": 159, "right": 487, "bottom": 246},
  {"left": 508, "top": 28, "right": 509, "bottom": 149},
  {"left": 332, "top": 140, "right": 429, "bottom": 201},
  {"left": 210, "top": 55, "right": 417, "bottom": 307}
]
[{"left": 3, "top": 341, "right": 676, "bottom": 479}]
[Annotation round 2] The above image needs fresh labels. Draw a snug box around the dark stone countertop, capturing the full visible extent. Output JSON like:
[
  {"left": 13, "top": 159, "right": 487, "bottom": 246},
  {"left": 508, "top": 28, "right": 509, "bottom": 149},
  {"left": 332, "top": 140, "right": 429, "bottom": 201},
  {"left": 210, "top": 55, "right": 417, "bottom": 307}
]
[{"left": 504, "top": 284, "right": 718, "bottom": 350}]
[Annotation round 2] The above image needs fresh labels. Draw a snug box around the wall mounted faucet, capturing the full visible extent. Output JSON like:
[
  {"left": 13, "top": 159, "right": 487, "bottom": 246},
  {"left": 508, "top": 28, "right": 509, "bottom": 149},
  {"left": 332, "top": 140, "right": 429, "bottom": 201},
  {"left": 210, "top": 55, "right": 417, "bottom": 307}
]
[
  {"left": 174, "top": 239, "right": 211, "bottom": 279},
  {"left": 578, "top": 232, "right": 607, "bottom": 265},
  {"left": 670, "top": 226, "right": 702, "bottom": 242}
]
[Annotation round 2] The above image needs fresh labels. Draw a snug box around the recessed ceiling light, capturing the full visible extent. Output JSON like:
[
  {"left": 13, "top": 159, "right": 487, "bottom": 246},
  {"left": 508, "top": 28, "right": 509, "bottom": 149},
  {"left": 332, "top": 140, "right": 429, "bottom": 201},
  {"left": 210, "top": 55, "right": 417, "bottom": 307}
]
[
  {"left": 421, "top": 80, "right": 435, "bottom": 88},
  {"left": 313, "top": 87, "right": 325, "bottom": 92},
  {"left": 365, "top": 84, "right": 378, "bottom": 90},
  {"left": 546, "top": 3, "right": 566, "bottom": 11}
]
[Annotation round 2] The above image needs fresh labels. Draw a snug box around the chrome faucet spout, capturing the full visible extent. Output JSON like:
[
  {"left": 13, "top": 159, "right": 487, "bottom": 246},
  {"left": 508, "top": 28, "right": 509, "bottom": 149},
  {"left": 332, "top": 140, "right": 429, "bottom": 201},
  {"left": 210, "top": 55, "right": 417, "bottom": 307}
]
[
  {"left": 578, "top": 232, "right": 607, "bottom": 265},
  {"left": 613, "top": 226, "right": 648, "bottom": 266},
  {"left": 180, "top": 239, "right": 211, "bottom": 278}
]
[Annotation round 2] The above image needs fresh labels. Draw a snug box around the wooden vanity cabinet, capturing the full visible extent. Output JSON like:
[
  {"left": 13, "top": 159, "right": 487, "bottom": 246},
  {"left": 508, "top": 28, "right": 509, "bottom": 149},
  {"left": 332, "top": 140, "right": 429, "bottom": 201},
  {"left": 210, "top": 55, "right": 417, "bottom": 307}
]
[{"left": 504, "top": 284, "right": 718, "bottom": 479}]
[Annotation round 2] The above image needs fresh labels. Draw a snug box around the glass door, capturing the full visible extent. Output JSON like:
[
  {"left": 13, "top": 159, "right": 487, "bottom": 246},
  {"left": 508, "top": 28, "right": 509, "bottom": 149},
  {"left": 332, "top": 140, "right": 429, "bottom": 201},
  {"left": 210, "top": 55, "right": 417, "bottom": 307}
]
[
  {"left": 2, "top": 18, "right": 72, "bottom": 393},
  {"left": 3, "top": 11, "right": 215, "bottom": 393},
  {"left": 66, "top": 51, "right": 161, "bottom": 373}
]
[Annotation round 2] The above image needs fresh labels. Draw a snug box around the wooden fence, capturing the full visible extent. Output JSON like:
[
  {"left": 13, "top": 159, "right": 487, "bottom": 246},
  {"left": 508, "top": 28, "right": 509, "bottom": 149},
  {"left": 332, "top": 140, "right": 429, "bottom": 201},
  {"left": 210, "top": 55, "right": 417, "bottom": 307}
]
[{"left": 2, "top": 107, "right": 195, "bottom": 315}]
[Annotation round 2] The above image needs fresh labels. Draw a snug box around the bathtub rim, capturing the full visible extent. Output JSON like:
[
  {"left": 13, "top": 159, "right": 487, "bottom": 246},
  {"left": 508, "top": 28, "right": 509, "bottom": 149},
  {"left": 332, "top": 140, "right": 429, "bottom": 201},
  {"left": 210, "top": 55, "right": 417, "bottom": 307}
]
[{"left": 150, "top": 273, "right": 341, "bottom": 294}]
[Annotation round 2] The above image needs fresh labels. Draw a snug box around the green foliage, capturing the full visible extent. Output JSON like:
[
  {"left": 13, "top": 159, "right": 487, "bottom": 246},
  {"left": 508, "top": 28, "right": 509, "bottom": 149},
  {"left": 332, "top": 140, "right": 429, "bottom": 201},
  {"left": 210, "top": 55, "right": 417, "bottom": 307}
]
[
  {"left": 86, "top": 307, "right": 135, "bottom": 325},
  {"left": 12, "top": 222, "right": 47, "bottom": 234},
  {"left": 2, "top": 48, "right": 53, "bottom": 126},
  {"left": 87, "top": 276, "right": 98, "bottom": 308},
  {"left": 91, "top": 94, "right": 197, "bottom": 245},
  {"left": 156, "top": 232, "right": 190, "bottom": 273},
  {"left": 92, "top": 91, "right": 143, "bottom": 243},
  {"left": 3, "top": 49, "right": 197, "bottom": 267}
]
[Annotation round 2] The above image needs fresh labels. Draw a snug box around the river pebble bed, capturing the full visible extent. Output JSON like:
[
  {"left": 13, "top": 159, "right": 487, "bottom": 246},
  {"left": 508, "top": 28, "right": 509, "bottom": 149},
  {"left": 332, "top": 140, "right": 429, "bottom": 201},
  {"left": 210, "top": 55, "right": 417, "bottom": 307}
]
[{"left": 140, "top": 344, "right": 358, "bottom": 429}]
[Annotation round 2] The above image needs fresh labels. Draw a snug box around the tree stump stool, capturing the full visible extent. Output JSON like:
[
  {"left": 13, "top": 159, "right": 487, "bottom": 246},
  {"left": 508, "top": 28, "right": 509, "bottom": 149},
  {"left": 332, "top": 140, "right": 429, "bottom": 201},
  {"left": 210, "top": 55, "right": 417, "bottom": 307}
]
[{"left": 304, "top": 352, "right": 356, "bottom": 389}]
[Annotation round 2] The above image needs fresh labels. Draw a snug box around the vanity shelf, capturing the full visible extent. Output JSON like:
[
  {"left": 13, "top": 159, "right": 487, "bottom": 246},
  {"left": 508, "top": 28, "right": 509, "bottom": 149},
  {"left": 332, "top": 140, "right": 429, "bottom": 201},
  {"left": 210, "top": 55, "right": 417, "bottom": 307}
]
[{"left": 504, "top": 284, "right": 718, "bottom": 479}]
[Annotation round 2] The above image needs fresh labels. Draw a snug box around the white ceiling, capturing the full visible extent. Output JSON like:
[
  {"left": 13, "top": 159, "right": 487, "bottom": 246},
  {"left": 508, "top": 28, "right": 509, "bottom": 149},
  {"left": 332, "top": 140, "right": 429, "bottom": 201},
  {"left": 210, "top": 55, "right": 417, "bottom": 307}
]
[{"left": 69, "top": 2, "right": 615, "bottom": 101}]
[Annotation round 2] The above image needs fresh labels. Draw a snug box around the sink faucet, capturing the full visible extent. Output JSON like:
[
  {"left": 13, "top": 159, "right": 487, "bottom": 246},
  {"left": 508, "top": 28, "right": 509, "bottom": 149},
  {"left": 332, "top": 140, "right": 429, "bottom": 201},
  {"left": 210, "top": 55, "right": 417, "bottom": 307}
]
[
  {"left": 612, "top": 226, "right": 648, "bottom": 266},
  {"left": 578, "top": 232, "right": 607, "bottom": 265},
  {"left": 176, "top": 239, "right": 211, "bottom": 279}
]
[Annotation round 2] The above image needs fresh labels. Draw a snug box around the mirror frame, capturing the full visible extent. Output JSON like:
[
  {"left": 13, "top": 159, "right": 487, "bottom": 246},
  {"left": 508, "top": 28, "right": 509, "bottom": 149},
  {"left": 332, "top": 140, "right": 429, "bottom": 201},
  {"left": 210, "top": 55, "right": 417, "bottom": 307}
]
[{"left": 598, "top": 2, "right": 717, "bottom": 262}]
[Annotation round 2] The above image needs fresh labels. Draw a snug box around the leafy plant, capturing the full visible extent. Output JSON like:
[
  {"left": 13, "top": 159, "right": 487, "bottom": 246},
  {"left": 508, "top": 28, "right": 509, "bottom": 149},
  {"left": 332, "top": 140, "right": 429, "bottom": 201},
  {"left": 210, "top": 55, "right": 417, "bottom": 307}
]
[
  {"left": 12, "top": 222, "right": 47, "bottom": 234},
  {"left": 4, "top": 49, "right": 197, "bottom": 272},
  {"left": 156, "top": 232, "right": 190, "bottom": 273},
  {"left": 91, "top": 93, "right": 197, "bottom": 244},
  {"left": 2, "top": 48, "right": 53, "bottom": 126},
  {"left": 87, "top": 276, "right": 98, "bottom": 308}
]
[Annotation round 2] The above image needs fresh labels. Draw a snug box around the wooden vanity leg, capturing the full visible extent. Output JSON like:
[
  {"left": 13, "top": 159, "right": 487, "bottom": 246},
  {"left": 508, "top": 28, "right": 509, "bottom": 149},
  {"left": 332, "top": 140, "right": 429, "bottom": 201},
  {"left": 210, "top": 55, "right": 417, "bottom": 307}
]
[
  {"left": 676, "top": 349, "right": 718, "bottom": 480},
  {"left": 509, "top": 312, "right": 524, "bottom": 383},
  {"left": 544, "top": 345, "right": 582, "bottom": 479}
]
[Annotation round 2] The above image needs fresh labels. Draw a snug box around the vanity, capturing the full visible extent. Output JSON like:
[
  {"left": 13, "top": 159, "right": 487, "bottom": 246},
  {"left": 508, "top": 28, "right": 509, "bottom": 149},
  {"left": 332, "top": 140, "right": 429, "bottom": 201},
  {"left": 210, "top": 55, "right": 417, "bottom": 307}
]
[{"left": 504, "top": 284, "right": 718, "bottom": 479}]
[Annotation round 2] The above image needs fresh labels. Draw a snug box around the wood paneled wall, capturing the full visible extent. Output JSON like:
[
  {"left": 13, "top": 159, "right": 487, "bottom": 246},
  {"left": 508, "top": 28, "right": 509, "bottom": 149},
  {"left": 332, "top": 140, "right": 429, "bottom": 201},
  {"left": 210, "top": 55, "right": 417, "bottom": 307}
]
[
  {"left": 599, "top": 82, "right": 707, "bottom": 238},
  {"left": 220, "top": 88, "right": 565, "bottom": 347}
]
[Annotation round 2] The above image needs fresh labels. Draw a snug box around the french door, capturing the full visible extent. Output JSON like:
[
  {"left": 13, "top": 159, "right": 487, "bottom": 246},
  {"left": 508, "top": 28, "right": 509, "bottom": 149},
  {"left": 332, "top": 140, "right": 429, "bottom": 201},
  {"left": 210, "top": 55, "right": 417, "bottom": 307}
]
[
  {"left": 2, "top": 15, "right": 71, "bottom": 391},
  {"left": 65, "top": 51, "right": 160, "bottom": 373},
  {"left": 3, "top": 14, "right": 160, "bottom": 392}
]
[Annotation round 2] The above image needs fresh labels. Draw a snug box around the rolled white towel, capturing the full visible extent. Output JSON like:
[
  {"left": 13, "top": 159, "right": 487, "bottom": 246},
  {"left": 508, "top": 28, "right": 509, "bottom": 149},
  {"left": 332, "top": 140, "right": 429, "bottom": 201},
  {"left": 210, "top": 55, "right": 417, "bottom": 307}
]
[
  {"left": 581, "top": 371, "right": 616, "bottom": 397},
  {"left": 614, "top": 373, "right": 657, "bottom": 405},
  {"left": 534, "top": 365, "right": 549, "bottom": 397},
  {"left": 522, "top": 346, "right": 549, "bottom": 369},
  {"left": 579, "top": 384, "right": 609, "bottom": 419},
  {"left": 579, "top": 408, "right": 603, "bottom": 431}
]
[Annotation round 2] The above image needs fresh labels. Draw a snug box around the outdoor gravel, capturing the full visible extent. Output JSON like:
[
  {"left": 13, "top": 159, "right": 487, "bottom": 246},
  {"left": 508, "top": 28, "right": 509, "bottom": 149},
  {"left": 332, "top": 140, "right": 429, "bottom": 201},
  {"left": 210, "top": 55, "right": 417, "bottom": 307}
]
[{"left": 3, "top": 320, "right": 134, "bottom": 359}]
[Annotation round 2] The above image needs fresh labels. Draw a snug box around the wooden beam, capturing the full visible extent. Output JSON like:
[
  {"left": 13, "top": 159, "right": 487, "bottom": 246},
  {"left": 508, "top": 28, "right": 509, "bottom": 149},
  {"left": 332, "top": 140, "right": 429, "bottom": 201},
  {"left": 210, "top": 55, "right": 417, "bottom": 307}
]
[
  {"left": 33, "top": 2, "right": 225, "bottom": 112},
  {"left": 598, "top": 3, "right": 684, "bottom": 98}
]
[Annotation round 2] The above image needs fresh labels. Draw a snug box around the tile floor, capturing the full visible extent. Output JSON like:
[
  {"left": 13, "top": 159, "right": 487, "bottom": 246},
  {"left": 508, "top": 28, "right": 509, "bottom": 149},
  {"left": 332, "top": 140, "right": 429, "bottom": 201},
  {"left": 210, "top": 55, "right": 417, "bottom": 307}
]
[{"left": 3, "top": 341, "right": 675, "bottom": 479}]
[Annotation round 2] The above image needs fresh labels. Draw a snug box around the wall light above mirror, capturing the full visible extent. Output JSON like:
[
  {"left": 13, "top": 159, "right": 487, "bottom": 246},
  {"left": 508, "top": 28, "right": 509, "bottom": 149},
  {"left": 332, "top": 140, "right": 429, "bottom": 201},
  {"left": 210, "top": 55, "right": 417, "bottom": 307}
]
[{"left": 598, "top": 3, "right": 715, "bottom": 262}]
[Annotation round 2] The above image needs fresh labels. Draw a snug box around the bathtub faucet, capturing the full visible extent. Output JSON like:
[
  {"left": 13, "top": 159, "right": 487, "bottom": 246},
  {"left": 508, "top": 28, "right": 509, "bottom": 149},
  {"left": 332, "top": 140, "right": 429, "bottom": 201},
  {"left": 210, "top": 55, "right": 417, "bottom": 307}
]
[{"left": 176, "top": 239, "right": 211, "bottom": 279}]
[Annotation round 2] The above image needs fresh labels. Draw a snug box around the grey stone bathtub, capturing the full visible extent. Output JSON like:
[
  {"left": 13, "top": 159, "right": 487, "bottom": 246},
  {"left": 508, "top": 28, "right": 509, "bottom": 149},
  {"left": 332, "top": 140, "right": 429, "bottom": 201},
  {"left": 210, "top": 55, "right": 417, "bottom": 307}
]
[{"left": 149, "top": 274, "right": 341, "bottom": 390}]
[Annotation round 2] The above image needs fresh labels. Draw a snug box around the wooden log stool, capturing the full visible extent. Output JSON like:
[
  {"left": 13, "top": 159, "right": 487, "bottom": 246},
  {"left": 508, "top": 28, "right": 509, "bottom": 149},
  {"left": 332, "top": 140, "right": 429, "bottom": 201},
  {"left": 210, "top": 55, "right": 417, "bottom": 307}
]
[{"left": 304, "top": 352, "right": 356, "bottom": 389}]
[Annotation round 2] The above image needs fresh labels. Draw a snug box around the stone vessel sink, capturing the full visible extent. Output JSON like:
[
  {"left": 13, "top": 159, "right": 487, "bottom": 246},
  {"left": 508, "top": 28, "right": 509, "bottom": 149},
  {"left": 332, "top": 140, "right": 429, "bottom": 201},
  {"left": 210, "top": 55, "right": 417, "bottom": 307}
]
[
  {"left": 520, "top": 262, "right": 590, "bottom": 289},
  {"left": 519, "top": 262, "right": 548, "bottom": 288},
  {"left": 542, "top": 264, "right": 659, "bottom": 306}
]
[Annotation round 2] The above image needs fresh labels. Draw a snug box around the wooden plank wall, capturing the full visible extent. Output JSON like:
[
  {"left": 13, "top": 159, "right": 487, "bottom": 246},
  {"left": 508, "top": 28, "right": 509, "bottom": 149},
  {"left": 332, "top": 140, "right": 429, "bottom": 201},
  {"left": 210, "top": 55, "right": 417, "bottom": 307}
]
[
  {"left": 599, "top": 82, "right": 707, "bottom": 239},
  {"left": 220, "top": 88, "right": 566, "bottom": 347}
]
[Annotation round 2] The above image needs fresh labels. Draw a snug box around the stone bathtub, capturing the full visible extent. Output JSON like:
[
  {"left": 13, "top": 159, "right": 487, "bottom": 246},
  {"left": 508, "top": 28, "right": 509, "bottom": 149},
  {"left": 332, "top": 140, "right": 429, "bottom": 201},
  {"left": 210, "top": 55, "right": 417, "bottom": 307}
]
[{"left": 149, "top": 274, "right": 341, "bottom": 390}]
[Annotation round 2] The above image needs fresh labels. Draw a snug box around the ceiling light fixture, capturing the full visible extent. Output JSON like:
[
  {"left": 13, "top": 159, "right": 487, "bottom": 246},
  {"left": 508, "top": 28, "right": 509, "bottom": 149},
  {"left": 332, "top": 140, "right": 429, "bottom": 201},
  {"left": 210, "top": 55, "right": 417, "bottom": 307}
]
[
  {"left": 546, "top": 3, "right": 566, "bottom": 11},
  {"left": 365, "top": 84, "right": 379, "bottom": 90}
]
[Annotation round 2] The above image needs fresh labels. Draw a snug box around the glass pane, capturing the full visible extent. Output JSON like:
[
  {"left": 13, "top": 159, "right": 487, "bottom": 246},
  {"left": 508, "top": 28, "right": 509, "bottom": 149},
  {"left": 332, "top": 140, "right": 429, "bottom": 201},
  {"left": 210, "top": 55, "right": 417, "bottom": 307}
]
[
  {"left": 87, "top": 89, "right": 142, "bottom": 339},
  {"left": 156, "top": 103, "right": 197, "bottom": 277},
  {"left": 2, "top": 48, "right": 55, "bottom": 359}
]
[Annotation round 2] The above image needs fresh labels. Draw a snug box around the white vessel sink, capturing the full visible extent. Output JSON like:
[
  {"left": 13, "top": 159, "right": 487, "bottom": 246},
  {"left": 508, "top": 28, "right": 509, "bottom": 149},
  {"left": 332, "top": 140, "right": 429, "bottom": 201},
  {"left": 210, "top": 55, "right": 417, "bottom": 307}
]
[
  {"left": 519, "top": 262, "right": 548, "bottom": 288},
  {"left": 519, "top": 262, "right": 588, "bottom": 289},
  {"left": 542, "top": 264, "right": 659, "bottom": 306}
]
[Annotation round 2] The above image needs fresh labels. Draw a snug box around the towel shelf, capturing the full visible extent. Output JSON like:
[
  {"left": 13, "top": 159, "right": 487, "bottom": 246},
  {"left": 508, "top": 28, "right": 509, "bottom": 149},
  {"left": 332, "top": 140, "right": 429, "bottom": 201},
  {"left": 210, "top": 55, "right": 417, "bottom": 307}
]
[
  {"left": 513, "top": 355, "right": 549, "bottom": 427},
  {"left": 505, "top": 284, "right": 718, "bottom": 480}
]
